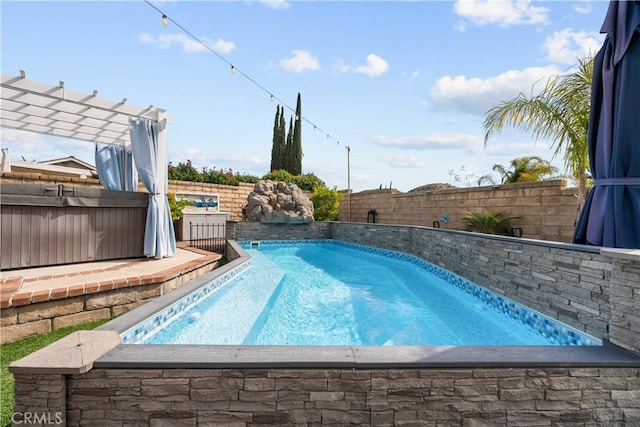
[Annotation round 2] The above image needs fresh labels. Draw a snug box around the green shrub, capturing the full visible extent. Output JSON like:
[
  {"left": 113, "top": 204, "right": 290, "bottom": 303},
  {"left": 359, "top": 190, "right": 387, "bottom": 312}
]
[
  {"left": 462, "top": 211, "right": 517, "bottom": 236},
  {"left": 168, "top": 161, "right": 260, "bottom": 186},
  {"left": 168, "top": 192, "right": 194, "bottom": 221},
  {"left": 168, "top": 160, "right": 202, "bottom": 182},
  {"left": 310, "top": 185, "right": 343, "bottom": 221},
  {"left": 261, "top": 170, "right": 325, "bottom": 192}
]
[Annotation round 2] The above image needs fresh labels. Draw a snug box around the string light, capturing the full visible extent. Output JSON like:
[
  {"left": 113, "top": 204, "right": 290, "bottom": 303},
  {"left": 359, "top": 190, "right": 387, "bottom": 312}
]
[{"left": 144, "top": 0, "right": 345, "bottom": 150}]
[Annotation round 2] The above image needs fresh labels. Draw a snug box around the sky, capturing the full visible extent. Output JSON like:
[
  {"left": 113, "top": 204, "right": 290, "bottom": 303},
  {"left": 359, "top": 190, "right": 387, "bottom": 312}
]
[{"left": 1, "top": 0, "right": 609, "bottom": 192}]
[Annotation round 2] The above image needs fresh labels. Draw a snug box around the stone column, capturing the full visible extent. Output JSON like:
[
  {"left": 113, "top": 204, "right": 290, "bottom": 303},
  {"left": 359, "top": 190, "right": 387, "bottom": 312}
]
[{"left": 8, "top": 331, "right": 121, "bottom": 426}]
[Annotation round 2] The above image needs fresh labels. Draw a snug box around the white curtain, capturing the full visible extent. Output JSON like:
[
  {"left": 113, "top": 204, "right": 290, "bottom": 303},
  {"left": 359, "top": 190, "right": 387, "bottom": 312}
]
[
  {"left": 129, "top": 116, "right": 176, "bottom": 258},
  {"left": 95, "top": 144, "right": 138, "bottom": 191}
]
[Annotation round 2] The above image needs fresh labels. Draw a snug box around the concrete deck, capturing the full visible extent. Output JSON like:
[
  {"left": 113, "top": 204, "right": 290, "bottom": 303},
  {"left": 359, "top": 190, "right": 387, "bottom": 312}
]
[{"left": 0, "top": 246, "right": 220, "bottom": 309}]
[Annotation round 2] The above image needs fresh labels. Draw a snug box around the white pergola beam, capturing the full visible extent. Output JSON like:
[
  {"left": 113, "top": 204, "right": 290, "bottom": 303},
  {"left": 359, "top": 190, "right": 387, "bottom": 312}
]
[{"left": 1, "top": 71, "right": 172, "bottom": 146}]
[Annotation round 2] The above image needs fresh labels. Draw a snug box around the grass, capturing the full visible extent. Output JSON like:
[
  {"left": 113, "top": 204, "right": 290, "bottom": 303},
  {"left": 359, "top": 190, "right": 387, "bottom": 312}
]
[{"left": 1, "top": 318, "right": 113, "bottom": 427}]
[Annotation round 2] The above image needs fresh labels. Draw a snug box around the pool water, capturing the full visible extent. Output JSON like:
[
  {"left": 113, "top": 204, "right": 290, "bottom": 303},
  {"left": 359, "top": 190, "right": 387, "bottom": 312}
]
[{"left": 140, "top": 241, "right": 600, "bottom": 346}]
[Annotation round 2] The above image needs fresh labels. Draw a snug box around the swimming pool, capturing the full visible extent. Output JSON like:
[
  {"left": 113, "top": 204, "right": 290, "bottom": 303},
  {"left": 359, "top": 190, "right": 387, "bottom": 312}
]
[{"left": 121, "top": 240, "right": 600, "bottom": 346}]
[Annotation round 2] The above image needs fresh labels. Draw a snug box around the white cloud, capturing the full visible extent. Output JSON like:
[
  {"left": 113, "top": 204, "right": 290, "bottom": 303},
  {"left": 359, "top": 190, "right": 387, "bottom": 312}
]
[
  {"left": 334, "top": 54, "right": 389, "bottom": 77},
  {"left": 453, "top": 0, "right": 549, "bottom": 27},
  {"left": 333, "top": 59, "right": 351, "bottom": 74},
  {"left": 0, "top": 131, "right": 95, "bottom": 163},
  {"left": 371, "top": 133, "right": 483, "bottom": 150},
  {"left": 279, "top": 49, "right": 321, "bottom": 73},
  {"left": 384, "top": 154, "right": 426, "bottom": 168},
  {"left": 138, "top": 33, "right": 235, "bottom": 54},
  {"left": 454, "top": 21, "right": 467, "bottom": 33},
  {"left": 260, "top": 0, "right": 290, "bottom": 9},
  {"left": 543, "top": 28, "right": 603, "bottom": 64},
  {"left": 480, "top": 140, "right": 551, "bottom": 156},
  {"left": 428, "top": 65, "right": 560, "bottom": 115},
  {"left": 573, "top": 3, "right": 592, "bottom": 14},
  {"left": 402, "top": 70, "right": 420, "bottom": 80},
  {"left": 1, "top": 128, "right": 41, "bottom": 145},
  {"left": 353, "top": 54, "right": 389, "bottom": 77}
]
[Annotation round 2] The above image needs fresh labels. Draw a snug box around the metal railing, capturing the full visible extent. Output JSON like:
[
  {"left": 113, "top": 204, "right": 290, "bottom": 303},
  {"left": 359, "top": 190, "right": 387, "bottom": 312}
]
[{"left": 188, "top": 222, "right": 226, "bottom": 256}]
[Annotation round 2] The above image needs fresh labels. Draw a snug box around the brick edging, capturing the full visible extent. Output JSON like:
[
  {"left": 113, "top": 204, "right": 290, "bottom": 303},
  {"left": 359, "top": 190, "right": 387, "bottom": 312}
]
[{"left": 0, "top": 247, "right": 219, "bottom": 309}]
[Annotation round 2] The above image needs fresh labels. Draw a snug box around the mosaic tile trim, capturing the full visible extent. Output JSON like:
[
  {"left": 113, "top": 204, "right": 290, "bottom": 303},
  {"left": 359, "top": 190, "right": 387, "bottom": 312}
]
[
  {"left": 121, "top": 260, "right": 252, "bottom": 344},
  {"left": 240, "top": 240, "right": 601, "bottom": 346}
]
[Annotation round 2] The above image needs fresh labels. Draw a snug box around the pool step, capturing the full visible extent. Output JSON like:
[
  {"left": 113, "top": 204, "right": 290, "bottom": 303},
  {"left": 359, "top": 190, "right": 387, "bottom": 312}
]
[
  {"left": 175, "top": 251, "right": 285, "bottom": 344},
  {"left": 382, "top": 319, "right": 462, "bottom": 346}
]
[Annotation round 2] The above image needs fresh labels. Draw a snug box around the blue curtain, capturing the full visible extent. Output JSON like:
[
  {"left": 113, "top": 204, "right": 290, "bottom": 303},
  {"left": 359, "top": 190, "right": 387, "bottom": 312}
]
[
  {"left": 129, "top": 117, "right": 176, "bottom": 258},
  {"left": 95, "top": 144, "right": 139, "bottom": 191},
  {"left": 125, "top": 148, "right": 139, "bottom": 191},
  {"left": 95, "top": 145, "right": 125, "bottom": 190},
  {"left": 573, "top": 1, "right": 640, "bottom": 248}
]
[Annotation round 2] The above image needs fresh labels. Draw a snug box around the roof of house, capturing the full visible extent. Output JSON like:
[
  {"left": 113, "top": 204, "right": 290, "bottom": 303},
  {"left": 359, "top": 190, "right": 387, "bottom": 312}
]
[{"left": 40, "top": 156, "right": 96, "bottom": 171}]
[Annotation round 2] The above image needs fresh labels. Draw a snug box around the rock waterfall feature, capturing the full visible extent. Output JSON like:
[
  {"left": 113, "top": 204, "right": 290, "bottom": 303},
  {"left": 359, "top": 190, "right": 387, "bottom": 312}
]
[{"left": 244, "top": 180, "right": 314, "bottom": 224}]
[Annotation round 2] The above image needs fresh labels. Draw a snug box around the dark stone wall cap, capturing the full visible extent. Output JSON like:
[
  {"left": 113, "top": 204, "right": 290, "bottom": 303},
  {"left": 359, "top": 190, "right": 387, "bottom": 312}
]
[{"left": 95, "top": 344, "right": 640, "bottom": 370}]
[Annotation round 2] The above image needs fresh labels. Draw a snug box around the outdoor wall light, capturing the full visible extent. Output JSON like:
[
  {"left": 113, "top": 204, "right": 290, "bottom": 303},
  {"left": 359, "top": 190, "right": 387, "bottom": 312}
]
[
  {"left": 161, "top": 14, "right": 168, "bottom": 26},
  {"left": 512, "top": 226, "right": 523, "bottom": 238}
]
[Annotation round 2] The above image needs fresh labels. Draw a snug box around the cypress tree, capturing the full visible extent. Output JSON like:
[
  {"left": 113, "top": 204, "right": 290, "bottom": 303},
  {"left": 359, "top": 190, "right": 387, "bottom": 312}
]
[
  {"left": 270, "top": 95, "right": 303, "bottom": 175},
  {"left": 278, "top": 106, "right": 286, "bottom": 170},
  {"left": 291, "top": 93, "right": 303, "bottom": 175},
  {"left": 270, "top": 106, "right": 280, "bottom": 172},
  {"left": 285, "top": 116, "right": 294, "bottom": 173}
]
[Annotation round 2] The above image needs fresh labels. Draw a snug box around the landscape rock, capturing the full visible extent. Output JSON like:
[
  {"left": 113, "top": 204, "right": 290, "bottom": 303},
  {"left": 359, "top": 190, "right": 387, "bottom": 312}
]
[{"left": 244, "top": 180, "right": 314, "bottom": 224}]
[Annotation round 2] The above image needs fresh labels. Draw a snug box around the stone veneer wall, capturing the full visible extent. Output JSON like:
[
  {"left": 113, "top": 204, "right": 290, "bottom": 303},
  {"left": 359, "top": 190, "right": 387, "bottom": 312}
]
[
  {"left": 339, "top": 180, "right": 579, "bottom": 242},
  {"left": 227, "top": 221, "right": 640, "bottom": 355},
  {"left": 56, "top": 367, "right": 638, "bottom": 426},
  {"left": 227, "top": 220, "right": 331, "bottom": 241}
]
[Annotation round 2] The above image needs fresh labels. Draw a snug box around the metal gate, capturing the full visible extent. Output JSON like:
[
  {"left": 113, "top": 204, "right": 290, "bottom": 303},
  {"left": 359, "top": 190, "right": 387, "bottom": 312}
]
[{"left": 188, "top": 222, "right": 226, "bottom": 256}]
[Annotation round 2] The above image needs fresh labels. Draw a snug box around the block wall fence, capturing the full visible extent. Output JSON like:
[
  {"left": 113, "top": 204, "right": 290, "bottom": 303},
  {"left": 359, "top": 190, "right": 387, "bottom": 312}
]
[
  {"left": 2, "top": 172, "right": 580, "bottom": 242},
  {"left": 339, "top": 179, "right": 580, "bottom": 243}
]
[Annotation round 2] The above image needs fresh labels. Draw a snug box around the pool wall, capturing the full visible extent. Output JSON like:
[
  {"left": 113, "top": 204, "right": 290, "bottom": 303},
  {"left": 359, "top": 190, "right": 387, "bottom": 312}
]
[
  {"left": 229, "top": 221, "right": 640, "bottom": 356},
  {"left": 9, "top": 223, "right": 640, "bottom": 426}
]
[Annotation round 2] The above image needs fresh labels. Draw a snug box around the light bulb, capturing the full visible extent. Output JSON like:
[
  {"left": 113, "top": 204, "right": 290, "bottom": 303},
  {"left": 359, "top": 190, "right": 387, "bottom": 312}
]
[{"left": 161, "top": 15, "right": 168, "bottom": 26}]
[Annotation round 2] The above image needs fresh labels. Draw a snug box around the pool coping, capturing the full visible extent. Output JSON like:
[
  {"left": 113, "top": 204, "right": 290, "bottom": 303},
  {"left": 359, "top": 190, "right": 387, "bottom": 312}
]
[
  {"left": 94, "top": 341, "right": 640, "bottom": 369},
  {"left": 95, "top": 240, "right": 640, "bottom": 369}
]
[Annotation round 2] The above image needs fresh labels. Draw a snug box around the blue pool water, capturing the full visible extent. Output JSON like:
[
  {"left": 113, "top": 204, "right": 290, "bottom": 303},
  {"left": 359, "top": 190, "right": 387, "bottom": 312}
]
[{"left": 128, "top": 241, "right": 600, "bottom": 346}]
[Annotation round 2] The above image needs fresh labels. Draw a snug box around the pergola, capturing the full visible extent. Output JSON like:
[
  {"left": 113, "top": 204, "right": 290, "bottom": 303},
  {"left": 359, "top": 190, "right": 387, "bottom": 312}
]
[
  {"left": 0, "top": 70, "right": 176, "bottom": 258},
  {"left": 1, "top": 70, "right": 170, "bottom": 144}
]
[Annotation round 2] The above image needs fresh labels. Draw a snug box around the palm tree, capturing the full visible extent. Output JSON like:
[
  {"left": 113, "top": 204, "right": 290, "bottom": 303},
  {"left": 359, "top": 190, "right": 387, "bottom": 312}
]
[
  {"left": 492, "top": 156, "right": 558, "bottom": 184},
  {"left": 483, "top": 56, "right": 593, "bottom": 208}
]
